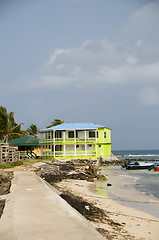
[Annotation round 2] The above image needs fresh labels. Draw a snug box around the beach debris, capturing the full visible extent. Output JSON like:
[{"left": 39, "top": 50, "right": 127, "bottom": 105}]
[
  {"left": 85, "top": 205, "right": 90, "bottom": 211},
  {"left": 38, "top": 157, "right": 105, "bottom": 182},
  {"left": 107, "top": 183, "right": 112, "bottom": 186},
  {"left": 86, "top": 156, "right": 103, "bottom": 177},
  {"left": 0, "top": 199, "right": 5, "bottom": 218},
  {"left": 97, "top": 174, "right": 108, "bottom": 181}
]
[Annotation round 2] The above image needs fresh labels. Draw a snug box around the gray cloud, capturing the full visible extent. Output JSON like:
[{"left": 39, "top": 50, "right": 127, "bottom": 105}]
[{"left": 139, "top": 87, "right": 159, "bottom": 106}]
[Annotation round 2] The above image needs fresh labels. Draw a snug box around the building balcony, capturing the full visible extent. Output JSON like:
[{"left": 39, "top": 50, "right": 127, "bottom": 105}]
[
  {"left": 39, "top": 137, "right": 97, "bottom": 145},
  {"left": 41, "top": 150, "right": 96, "bottom": 157}
]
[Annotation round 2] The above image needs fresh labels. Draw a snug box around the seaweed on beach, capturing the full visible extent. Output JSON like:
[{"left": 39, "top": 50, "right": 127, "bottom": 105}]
[
  {"left": 0, "top": 200, "right": 5, "bottom": 218},
  {"left": 60, "top": 192, "right": 105, "bottom": 222},
  {"left": 60, "top": 191, "right": 135, "bottom": 240}
]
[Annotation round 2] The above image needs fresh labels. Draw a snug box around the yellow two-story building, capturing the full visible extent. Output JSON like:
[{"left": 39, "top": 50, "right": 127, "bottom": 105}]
[{"left": 39, "top": 123, "right": 111, "bottom": 159}]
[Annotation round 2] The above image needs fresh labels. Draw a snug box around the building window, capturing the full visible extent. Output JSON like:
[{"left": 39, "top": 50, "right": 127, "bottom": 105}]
[
  {"left": 89, "top": 131, "right": 95, "bottom": 138},
  {"left": 104, "top": 132, "right": 106, "bottom": 138},
  {"left": 68, "top": 131, "right": 74, "bottom": 138},
  {"left": 99, "top": 145, "right": 101, "bottom": 148},
  {"left": 97, "top": 132, "right": 98, "bottom": 138},
  {"left": 76, "top": 145, "right": 79, "bottom": 148}
]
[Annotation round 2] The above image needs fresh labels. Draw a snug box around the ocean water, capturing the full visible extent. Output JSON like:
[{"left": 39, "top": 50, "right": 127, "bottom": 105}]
[
  {"left": 96, "top": 166, "right": 159, "bottom": 218},
  {"left": 112, "top": 149, "right": 159, "bottom": 161},
  {"left": 95, "top": 151, "right": 159, "bottom": 218}
]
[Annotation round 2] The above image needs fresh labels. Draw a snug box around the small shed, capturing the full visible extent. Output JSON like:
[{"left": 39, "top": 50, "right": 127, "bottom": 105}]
[{"left": 9, "top": 137, "right": 40, "bottom": 158}]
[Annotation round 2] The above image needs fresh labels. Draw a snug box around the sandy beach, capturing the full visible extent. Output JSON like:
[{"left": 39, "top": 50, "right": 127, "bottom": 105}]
[
  {"left": 1, "top": 163, "right": 159, "bottom": 239},
  {"left": 55, "top": 178, "right": 159, "bottom": 240}
]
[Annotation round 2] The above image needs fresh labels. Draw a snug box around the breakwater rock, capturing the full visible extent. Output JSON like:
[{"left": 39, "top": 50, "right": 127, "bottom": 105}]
[
  {"left": 38, "top": 161, "right": 91, "bottom": 183},
  {"left": 37, "top": 158, "right": 124, "bottom": 184},
  {"left": 0, "top": 170, "right": 13, "bottom": 195},
  {"left": 0, "top": 170, "right": 13, "bottom": 218}
]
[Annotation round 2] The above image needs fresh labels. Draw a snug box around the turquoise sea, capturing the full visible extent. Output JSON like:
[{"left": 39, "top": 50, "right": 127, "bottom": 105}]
[{"left": 97, "top": 150, "right": 159, "bottom": 218}]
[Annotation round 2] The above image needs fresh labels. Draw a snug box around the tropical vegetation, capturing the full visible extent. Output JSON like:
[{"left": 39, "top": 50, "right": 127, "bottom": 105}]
[
  {"left": 27, "top": 124, "right": 39, "bottom": 138},
  {"left": 46, "top": 119, "right": 64, "bottom": 128},
  {"left": 0, "top": 106, "right": 64, "bottom": 142},
  {"left": 0, "top": 106, "right": 23, "bottom": 143}
]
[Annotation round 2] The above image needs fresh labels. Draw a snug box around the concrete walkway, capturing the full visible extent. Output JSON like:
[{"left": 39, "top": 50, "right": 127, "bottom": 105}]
[{"left": 0, "top": 171, "right": 106, "bottom": 240}]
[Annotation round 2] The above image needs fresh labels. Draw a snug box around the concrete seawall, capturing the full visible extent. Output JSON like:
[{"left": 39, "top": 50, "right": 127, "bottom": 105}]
[{"left": 0, "top": 171, "right": 106, "bottom": 240}]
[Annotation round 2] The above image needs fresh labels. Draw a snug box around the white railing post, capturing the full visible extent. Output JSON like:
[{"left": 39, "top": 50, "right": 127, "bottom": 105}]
[
  {"left": 64, "top": 132, "right": 65, "bottom": 142},
  {"left": 64, "top": 144, "right": 66, "bottom": 157},
  {"left": 74, "top": 130, "right": 76, "bottom": 142},
  {"left": 54, "top": 145, "right": 55, "bottom": 158},
  {"left": 74, "top": 144, "right": 76, "bottom": 157},
  {"left": 85, "top": 144, "right": 87, "bottom": 157},
  {"left": 96, "top": 144, "right": 97, "bottom": 157}
]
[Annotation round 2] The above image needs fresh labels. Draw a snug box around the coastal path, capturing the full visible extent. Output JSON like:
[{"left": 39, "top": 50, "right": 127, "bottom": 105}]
[{"left": 0, "top": 171, "right": 105, "bottom": 240}]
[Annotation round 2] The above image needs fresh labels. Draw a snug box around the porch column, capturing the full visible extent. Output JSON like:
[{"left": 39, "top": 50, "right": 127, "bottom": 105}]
[
  {"left": 74, "top": 144, "right": 76, "bottom": 157},
  {"left": 54, "top": 130, "right": 55, "bottom": 142},
  {"left": 85, "top": 144, "right": 87, "bottom": 156},
  {"left": 47, "top": 144, "right": 49, "bottom": 156},
  {"left": 54, "top": 145, "right": 55, "bottom": 158},
  {"left": 44, "top": 145, "right": 46, "bottom": 156},
  {"left": 96, "top": 144, "right": 97, "bottom": 157},
  {"left": 64, "top": 144, "right": 66, "bottom": 157},
  {"left": 74, "top": 130, "right": 76, "bottom": 142},
  {"left": 42, "top": 145, "right": 44, "bottom": 156},
  {"left": 85, "top": 131, "right": 86, "bottom": 142},
  {"left": 95, "top": 130, "right": 98, "bottom": 141}
]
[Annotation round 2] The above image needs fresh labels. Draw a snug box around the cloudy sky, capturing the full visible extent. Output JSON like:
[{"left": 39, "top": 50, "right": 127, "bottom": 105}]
[{"left": 0, "top": 0, "right": 159, "bottom": 150}]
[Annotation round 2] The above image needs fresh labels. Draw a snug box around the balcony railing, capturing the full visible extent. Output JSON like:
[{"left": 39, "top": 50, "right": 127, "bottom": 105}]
[
  {"left": 39, "top": 137, "right": 97, "bottom": 144},
  {"left": 41, "top": 150, "right": 96, "bottom": 157}
]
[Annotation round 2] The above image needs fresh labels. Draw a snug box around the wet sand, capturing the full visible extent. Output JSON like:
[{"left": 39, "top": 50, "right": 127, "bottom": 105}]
[{"left": 55, "top": 178, "right": 159, "bottom": 240}]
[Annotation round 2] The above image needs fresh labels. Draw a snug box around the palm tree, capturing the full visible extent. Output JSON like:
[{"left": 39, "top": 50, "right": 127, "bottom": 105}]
[
  {"left": 0, "top": 106, "right": 23, "bottom": 143},
  {"left": 27, "top": 124, "right": 39, "bottom": 138},
  {"left": 46, "top": 119, "right": 64, "bottom": 128}
]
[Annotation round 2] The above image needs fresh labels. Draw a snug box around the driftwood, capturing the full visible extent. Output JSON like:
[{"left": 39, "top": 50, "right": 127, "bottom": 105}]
[{"left": 86, "top": 156, "right": 103, "bottom": 177}]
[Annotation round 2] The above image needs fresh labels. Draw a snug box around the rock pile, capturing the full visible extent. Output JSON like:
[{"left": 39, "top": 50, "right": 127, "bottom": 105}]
[
  {"left": 0, "top": 170, "right": 13, "bottom": 195},
  {"left": 38, "top": 161, "right": 91, "bottom": 183},
  {"left": 0, "top": 170, "right": 13, "bottom": 218},
  {"left": 37, "top": 158, "right": 117, "bottom": 184}
]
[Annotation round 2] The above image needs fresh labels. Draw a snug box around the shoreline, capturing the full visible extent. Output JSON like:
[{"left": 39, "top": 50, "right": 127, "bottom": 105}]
[
  {"left": 54, "top": 178, "right": 159, "bottom": 240},
  {"left": 1, "top": 161, "right": 159, "bottom": 239},
  {"left": 97, "top": 166, "right": 159, "bottom": 219}
]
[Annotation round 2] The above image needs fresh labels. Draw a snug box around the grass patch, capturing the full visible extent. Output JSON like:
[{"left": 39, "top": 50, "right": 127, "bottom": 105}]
[
  {"left": 21, "top": 158, "right": 53, "bottom": 165},
  {"left": 0, "top": 161, "right": 23, "bottom": 169}
]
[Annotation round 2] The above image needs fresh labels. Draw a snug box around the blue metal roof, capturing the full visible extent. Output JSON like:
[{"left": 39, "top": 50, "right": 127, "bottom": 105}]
[{"left": 41, "top": 123, "right": 107, "bottom": 132}]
